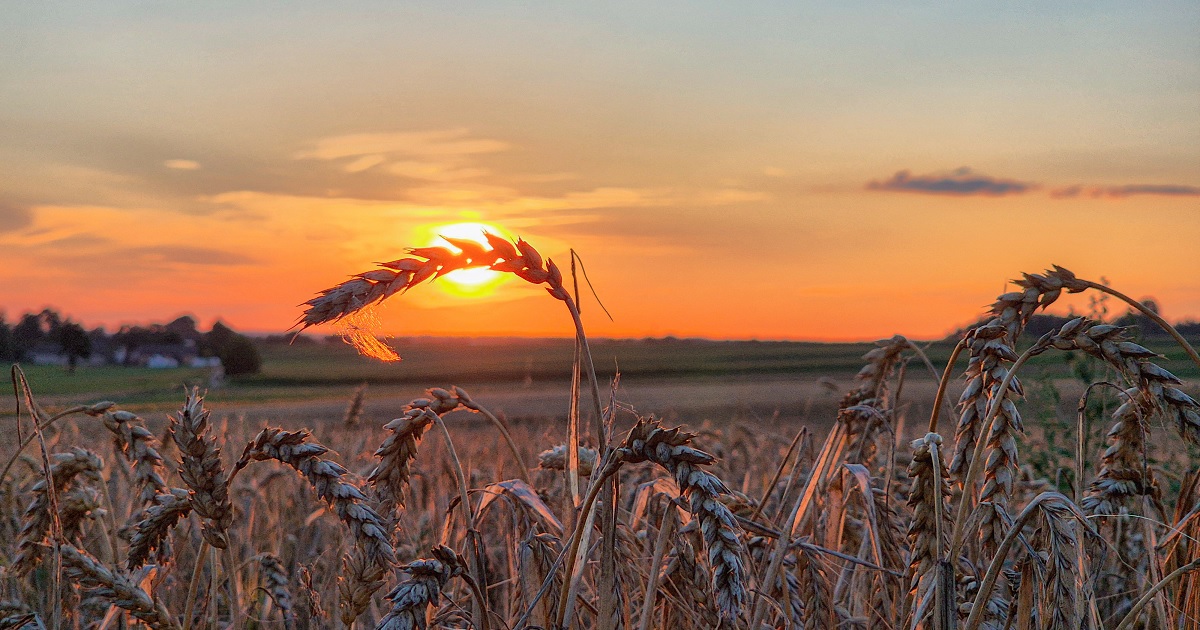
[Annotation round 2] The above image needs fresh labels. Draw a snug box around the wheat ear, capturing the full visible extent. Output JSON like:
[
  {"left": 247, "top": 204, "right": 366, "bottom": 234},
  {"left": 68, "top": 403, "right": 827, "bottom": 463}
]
[
  {"left": 126, "top": 488, "right": 191, "bottom": 569},
  {"left": 171, "top": 388, "right": 233, "bottom": 549},
  {"left": 375, "top": 545, "right": 467, "bottom": 630},
  {"left": 616, "top": 418, "right": 747, "bottom": 621},
  {"left": 99, "top": 409, "right": 168, "bottom": 506},
  {"left": 59, "top": 543, "right": 180, "bottom": 630},
  {"left": 12, "top": 448, "right": 103, "bottom": 575},
  {"left": 234, "top": 427, "right": 394, "bottom": 570}
]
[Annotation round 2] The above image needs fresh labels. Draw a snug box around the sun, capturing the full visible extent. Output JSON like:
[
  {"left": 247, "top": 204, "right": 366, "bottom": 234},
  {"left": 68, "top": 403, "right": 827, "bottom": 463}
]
[{"left": 421, "top": 222, "right": 513, "bottom": 297}]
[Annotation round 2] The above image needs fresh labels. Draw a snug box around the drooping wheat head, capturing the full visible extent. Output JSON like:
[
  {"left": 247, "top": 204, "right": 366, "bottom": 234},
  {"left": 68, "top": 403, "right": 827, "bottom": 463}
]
[
  {"left": 614, "top": 417, "right": 747, "bottom": 621},
  {"left": 375, "top": 545, "right": 466, "bottom": 630},
  {"left": 13, "top": 447, "right": 103, "bottom": 575},
  {"left": 234, "top": 427, "right": 394, "bottom": 570}
]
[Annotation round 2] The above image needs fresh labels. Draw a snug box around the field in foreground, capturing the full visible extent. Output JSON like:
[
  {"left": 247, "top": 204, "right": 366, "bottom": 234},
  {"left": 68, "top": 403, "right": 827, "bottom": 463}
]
[{"left": 3, "top": 266, "right": 1200, "bottom": 629}]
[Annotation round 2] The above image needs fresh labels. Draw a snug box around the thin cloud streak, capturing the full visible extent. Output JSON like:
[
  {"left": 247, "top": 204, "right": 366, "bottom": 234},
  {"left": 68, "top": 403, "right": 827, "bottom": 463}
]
[
  {"left": 867, "top": 168, "right": 1034, "bottom": 196},
  {"left": 1051, "top": 184, "right": 1200, "bottom": 199}
]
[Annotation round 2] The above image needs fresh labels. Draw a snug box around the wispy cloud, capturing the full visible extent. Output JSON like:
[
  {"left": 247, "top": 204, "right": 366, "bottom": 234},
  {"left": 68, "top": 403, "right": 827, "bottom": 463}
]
[
  {"left": 164, "top": 159, "right": 201, "bottom": 170},
  {"left": 867, "top": 168, "right": 1034, "bottom": 196},
  {"left": 296, "top": 129, "right": 508, "bottom": 182},
  {"left": 0, "top": 204, "right": 33, "bottom": 232},
  {"left": 1051, "top": 184, "right": 1200, "bottom": 199}
]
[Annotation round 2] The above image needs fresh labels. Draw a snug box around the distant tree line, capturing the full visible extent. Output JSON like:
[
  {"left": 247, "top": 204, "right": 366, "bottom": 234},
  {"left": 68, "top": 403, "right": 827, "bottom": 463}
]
[
  {"left": 0, "top": 308, "right": 261, "bottom": 376},
  {"left": 950, "top": 297, "right": 1200, "bottom": 343}
]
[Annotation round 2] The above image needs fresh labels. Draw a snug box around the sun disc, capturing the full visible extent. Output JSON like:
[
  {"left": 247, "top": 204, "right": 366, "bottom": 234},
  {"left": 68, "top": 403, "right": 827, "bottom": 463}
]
[{"left": 420, "top": 221, "right": 513, "bottom": 297}]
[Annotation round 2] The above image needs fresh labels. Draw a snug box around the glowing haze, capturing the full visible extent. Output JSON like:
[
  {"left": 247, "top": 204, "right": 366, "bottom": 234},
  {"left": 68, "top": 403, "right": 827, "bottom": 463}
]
[{"left": 1, "top": 3, "right": 1198, "bottom": 340}]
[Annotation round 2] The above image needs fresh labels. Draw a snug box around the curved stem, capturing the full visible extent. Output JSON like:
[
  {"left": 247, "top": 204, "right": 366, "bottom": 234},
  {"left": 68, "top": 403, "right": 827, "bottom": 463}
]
[
  {"left": 564, "top": 296, "right": 605, "bottom": 445},
  {"left": 462, "top": 397, "right": 532, "bottom": 482},
  {"left": 182, "top": 539, "right": 210, "bottom": 630},
  {"left": 1112, "top": 558, "right": 1200, "bottom": 630},
  {"left": 1084, "top": 280, "right": 1200, "bottom": 372},
  {"left": 927, "top": 339, "right": 966, "bottom": 434},
  {"left": 962, "top": 492, "right": 1070, "bottom": 630},
  {"left": 429, "top": 411, "right": 489, "bottom": 630}
]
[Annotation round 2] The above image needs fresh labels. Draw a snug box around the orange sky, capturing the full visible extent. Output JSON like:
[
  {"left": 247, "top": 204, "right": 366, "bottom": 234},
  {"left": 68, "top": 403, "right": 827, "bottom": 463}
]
[{"left": 1, "top": 3, "right": 1198, "bottom": 341}]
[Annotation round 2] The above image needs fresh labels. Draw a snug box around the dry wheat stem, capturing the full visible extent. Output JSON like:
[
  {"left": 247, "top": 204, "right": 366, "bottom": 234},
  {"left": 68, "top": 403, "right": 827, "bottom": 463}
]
[
  {"left": 426, "top": 410, "right": 490, "bottom": 630},
  {"left": 1113, "top": 558, "right": 1200, "bottom": 630},
  {"left": 927, "top": 339, "right": 966, "bottom": 435}
]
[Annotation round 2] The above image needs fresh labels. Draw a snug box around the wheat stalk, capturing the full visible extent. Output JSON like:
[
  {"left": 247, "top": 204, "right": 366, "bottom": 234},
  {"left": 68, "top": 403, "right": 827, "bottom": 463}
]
[
  {"left": 170, "top": 388, "right": 233, "bottom": 550},
  {"left": 126, "top": 488, "right": 191, "bottom": 569},
  {"left": 376, "top": 545, "right": 467, "bottom": 630},
  {"left": 13, "top": 448, "right": 103, "bottom": 575},
  {"left": 99, "top": 409, "right": 168, "bottom": 507},
  {"left": 59, "top": 543, "right": 180, "bottom": 630},
  {"left": 234, "top": 427, "right": 394, "bottom": 570}
]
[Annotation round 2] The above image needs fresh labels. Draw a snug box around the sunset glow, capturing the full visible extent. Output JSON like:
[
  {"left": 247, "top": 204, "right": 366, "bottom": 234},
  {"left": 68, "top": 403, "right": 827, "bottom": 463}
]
[
  {"left": 0, "top": 4, "right": 1197, "bottom": 340},
  {"left": 423, "top": 222, "right": 512, "bottom": 298}
]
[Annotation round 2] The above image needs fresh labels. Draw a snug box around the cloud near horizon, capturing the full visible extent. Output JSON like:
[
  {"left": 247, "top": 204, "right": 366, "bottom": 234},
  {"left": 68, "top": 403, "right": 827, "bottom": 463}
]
[
  {"left": 867, "top": 168, "right": 1034, "bottom": 196},
  {"left": 1051, "top": 184, "right": 1200, "bottom": 199}
]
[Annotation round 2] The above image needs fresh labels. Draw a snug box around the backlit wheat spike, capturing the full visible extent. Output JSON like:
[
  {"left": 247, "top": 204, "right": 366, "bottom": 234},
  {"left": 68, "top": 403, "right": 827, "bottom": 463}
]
[
  {"left": 905, "top": 433, "right": 952, "bottom": 630},
  {"left": 296, "top": 234, "right": 569, "bottom": 332},
  {"left": 235, "top": 427, "right": 394, "bottom": 570},
  {"left": 126, "top": 488, "right": 191, "bottom": 569},
  {"left": 258, "top": 554, "right": 294, "bottom": 624},
  {"left": 369, "top": 387, "right": 469, "bottom": 519},
  {"left": 376, "top": 546, "right": 465, "bottom": 630},
  {"left": 1042, "top": 317, "right": 1200, "bottom": 513},
  {"left": 950, "top": 267, "right": 1086, "bottom": 551},
  {"left": 170, "top": 387, "right": 233, "bottom": 549},
  {"left": 339, "top": 549, "right": 387, "bottom": 628},
  {"left": 615, "top": 417, "right": 747, "bottom": 621},
  {"left": 99, "top": 409, "right": 169, "bottom": 506},
  {"left": 13, "top": 447, "right": 103, "bottom": 575},
  {"left": 60, "top": 543, "right": 180, "bottom": 630},
  {"left": 537, "top": 444, "right": 598, "bottom": 477}
]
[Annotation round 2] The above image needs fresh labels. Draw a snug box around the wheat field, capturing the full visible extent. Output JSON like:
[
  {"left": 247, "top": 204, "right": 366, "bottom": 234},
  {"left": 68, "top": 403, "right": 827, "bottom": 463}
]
[{"left": 3, "top": 236, "right": 1199, "bottom": 629}]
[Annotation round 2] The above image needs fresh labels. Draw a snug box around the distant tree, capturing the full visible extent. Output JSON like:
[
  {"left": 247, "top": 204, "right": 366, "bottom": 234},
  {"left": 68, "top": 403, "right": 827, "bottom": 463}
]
[
  {"left": 59, "top": 322, "right": 92, "bottom": 373},
  {"left": 165, "top": 315, "right": 201, "bottom": 343},
  {"left": 218, "top": 334, "right": 261, "bottom": 376},
  {"left": 0, "top": 315, "right": 12, "bottom": 361},
  {"left": 38, "top": 308, "right": 62, "bottom": 339},
  {"left": 11, "top": 313, "right": 43, "bottom": 361},
  {"left": 203, "top": 321, "right": 237, "bottom": 357}
]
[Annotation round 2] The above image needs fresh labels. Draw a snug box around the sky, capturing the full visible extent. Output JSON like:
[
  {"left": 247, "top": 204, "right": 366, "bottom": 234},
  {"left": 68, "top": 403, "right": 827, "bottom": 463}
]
[{"left": 1, "top": 1, "right": 1198, "bottom": 341}]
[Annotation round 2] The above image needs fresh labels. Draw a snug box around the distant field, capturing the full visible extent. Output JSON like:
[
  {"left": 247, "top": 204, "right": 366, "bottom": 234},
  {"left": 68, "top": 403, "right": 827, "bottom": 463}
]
[{"left": 4, "top": 335, "right": 1196, "bottom": 426}]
